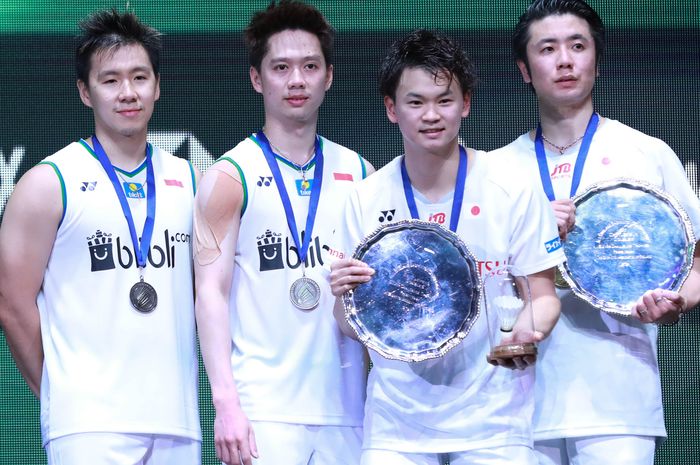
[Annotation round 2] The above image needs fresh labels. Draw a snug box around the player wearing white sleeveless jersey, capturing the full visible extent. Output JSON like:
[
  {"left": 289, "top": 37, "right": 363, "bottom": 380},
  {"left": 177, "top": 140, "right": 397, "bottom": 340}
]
[
  {"left": 193, "top": 3, "right": 374, "bottom": 465},
  {"left": 330, "top": 30, "right": 563, "bottom": 465},
  {"left": 500, "top": 2, "right": 700, "bottom": 464},
  {"left": 0, "top": 11, "right": 200, "bottom": 465},
  {"left": 218, "top": 134, "right": 367, "bottom": 426},
  {"left": 37, "top": 141, "right": 199, "bottom": 444}
]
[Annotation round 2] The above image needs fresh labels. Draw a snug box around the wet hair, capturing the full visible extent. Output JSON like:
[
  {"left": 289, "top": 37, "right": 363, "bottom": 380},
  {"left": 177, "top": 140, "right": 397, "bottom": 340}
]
[
  {"left": 512, "top": 0, "right": 605, "bottom": 69},
  {"left": 75, "top": 9, "right": 162, "bottom": 83},
  {"left": 245, "top": 0, "right": 335, "bottom": 70},
  {"left": 379, "top": 29, "right": 477, "bottom": 101}
]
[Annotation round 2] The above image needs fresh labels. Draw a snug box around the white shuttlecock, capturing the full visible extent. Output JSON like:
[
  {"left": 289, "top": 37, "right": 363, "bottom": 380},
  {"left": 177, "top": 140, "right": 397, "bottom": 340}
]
[{"left": 493, "top": 295, "right": 524, "bottom": 332}]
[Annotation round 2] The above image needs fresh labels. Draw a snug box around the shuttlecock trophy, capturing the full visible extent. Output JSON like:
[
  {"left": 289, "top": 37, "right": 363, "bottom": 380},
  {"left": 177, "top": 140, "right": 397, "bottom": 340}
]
[{"left": 482, "top": 265, "right": 538, "bottom": 363}]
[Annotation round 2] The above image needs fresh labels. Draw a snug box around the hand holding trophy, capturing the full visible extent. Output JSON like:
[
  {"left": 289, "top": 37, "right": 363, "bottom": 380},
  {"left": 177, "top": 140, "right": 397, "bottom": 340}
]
[{"left": 483, "top": 265, "right": 540, "bottom": 368}]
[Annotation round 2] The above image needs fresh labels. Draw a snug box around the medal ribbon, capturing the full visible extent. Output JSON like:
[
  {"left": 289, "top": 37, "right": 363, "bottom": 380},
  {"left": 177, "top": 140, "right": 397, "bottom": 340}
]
[
  {"left": 92, "top": 136, "right": 156, "bottom": 269},
  {"left": 255, "top": 131, "right": 324, "bottom": 265},
  {"left": 400, "top": 145, "right": 467, "bottom": 233},
  {"left": 535, "top": 113, "right": 599, "bottom": 201}
]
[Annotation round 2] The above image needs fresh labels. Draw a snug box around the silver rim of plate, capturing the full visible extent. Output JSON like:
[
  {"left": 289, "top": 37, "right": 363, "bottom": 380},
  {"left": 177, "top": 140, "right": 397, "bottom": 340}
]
[
  {"left": 558, "top": 178, "right": 696, "bottom": 315},
  {"left": 342, "top": 219, "right": 482, "bottom": 362}
]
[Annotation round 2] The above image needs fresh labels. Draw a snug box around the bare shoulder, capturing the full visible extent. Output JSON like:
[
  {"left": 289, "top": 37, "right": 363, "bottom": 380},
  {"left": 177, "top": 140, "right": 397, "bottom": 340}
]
[{"left": 3, "top": 163, "right": 63, "bottom": 225}]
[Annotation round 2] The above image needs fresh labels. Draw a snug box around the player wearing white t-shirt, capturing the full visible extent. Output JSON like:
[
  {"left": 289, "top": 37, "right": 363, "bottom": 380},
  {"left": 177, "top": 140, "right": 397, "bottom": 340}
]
[
  {"left": 193, "top": 3, "right": 374, "bottom": 465},
  {"left": 0, "top": 11, "right": 201, "bottom": 465},
  {"left": 330, "top": 30, "right": 563, "bottom": 465},
  {"left": 497, "top": 2, "right": 700, "bottom": 464}
]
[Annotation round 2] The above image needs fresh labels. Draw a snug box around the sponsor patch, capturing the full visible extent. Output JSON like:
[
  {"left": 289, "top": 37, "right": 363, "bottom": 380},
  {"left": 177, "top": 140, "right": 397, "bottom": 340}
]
[
  {"left": 545, "top": 237, "right": 562, "bottom": 253},
  {"left": 295, "top": 178, "right": 314, "bottom": 196},
  {"left": 123, "top": 181, "right": 145, "bottom": 199}
]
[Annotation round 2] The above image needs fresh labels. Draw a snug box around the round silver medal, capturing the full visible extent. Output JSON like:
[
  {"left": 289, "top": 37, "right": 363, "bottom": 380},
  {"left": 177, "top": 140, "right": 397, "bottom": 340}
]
[
  {"left": 130, "top": 279, "right": 158, "bottom": 313},
  {"left": 290, "top": 277, "right": 321, "bottom": 311}
]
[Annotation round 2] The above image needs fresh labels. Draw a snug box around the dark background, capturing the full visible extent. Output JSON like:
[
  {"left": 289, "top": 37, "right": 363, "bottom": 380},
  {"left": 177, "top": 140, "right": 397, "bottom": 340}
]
[{"left": 1, "top": 1, "right": 698, "bottom": 463}]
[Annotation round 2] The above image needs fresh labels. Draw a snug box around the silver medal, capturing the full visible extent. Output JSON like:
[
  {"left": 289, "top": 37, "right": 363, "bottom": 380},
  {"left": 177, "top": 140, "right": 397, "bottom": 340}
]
[
  {"left": 130, "top": 278, "right": 158, "bottom": 313},
  {"left": 290, "top": 276, "right": 321, "bottom": 310}
]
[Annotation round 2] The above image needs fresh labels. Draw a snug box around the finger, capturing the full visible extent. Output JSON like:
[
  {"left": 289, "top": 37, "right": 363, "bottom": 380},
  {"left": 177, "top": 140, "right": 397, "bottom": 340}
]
[
  {"left": 250, "top": 425, "right": 259, "bottom": 458},
  {"left": 239, "top": 441, "right": 252, "bottom": 465}
]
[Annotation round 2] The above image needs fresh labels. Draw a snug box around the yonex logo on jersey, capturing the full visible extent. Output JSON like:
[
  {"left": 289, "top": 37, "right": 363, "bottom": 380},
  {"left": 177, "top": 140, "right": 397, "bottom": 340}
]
[
  {"left": 257, "top": 230, "right": 284, "bottom": 271},
  {"left": 81, "top": 181, "right": 97, "bottom": 191},
  {"left": 428, "top": 212, "right": 446, "bottom": 224},
  {"left": 87, "top": 230, "right": 116, "bottom": 271},
  {"left": 545, "top": 237, "right": 562, "bottom": 253},
  {"left": 86, "top": 229, "right": 190, "bottom": 272},
  {"left": 257, "top": 176, "right": 273, "bottom": 187},
  {"left": 378, "top": 209, "right": 395, "bottom": 222}
]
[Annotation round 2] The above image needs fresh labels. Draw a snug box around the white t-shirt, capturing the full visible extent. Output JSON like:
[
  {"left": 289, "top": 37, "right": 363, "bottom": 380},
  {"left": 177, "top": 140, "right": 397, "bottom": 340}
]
[
  {"left": 38, "top": 141, "right": 200, "bottom": 445},
  {"left": 491, "top": 118, "right": 700, "bottom": 440},
  {"left": 332, "top": 150, "right": 564, "bottom": 453},
  {"left": 221, "top": 135, "right": 368, "bottom": 426}
]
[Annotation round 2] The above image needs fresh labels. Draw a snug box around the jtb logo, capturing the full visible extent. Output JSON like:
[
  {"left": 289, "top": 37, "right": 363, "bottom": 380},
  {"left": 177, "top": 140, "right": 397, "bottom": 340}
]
[
  {"left": 87, "top": 230, "right": 115, "bottom": 271},
  {"left": 550, "top": 163, "right": 571, "bottom": 177}
]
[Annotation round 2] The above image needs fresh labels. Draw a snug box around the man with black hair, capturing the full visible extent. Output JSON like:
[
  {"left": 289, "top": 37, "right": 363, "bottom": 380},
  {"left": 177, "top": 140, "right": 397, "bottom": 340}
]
[
  {"left": 194, "top": 1, "right": 372, "bottom": 464},
  {"left": 493, "top": 1, "right": 700, "bottom": 463},
  {"left": 0, "top": 9, "right": 200, "bottom": 464},
  {"left": 330, "top": 29, "right": 563, "bottom": 465}
]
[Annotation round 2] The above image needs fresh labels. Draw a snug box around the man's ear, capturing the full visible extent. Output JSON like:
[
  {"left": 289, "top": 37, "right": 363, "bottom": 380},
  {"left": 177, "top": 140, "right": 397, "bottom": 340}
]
[
  {"left": 77, "top": 80, "right": 93, "bottom": 108},
  {"left": 250, "top": 66, "right": 263, "bottom": 94},
  {"left": 516, "top": 60, "right": 532, "bottom": 84},
  {"left": 384, "top": 95, "right": 398, "bottom": 124}
]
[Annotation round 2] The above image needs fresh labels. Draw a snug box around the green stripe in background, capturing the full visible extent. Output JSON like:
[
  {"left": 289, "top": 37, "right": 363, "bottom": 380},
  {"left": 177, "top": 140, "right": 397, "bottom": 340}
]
[{"left": 0, "top": 0, "right": 697, "bottom": 33}]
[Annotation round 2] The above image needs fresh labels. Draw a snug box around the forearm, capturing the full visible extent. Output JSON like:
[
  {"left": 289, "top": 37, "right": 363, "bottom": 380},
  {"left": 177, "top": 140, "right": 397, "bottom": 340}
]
[
  {"left": 679, "top": 248, "right": 700, "bottom": 312},
  {"left": 333, "top": 297, "right": 358, "bottom": 340},
  {"left": 195, "top": 293, "right": 241, "bottom": 409},
  {"left": 0, "top": 300, "right": 43, "bottom": 396},
  {"left": 528, "top": 268, "right": 561, "bottom": 338}
]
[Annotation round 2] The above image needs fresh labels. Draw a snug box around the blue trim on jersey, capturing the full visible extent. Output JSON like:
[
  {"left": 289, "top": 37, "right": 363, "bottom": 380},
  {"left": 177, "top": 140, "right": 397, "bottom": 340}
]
[
  {"left": 37, "top": 161, "right": 66, "bottom": 228},
  {"left": 78, "top": 138, "right": 148, "bottom": 177},
  {"left": 357, "top": 153, "right": 367, "bottom": 179}
]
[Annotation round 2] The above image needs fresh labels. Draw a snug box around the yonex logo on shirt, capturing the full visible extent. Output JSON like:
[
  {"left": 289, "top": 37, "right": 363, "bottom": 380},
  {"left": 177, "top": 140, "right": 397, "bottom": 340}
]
[
  {"left": 80, "top": 181, "right": 97, "bottom": 191},
  {"left": 378, "top": 209, "right": 395, "bottom": 222}
]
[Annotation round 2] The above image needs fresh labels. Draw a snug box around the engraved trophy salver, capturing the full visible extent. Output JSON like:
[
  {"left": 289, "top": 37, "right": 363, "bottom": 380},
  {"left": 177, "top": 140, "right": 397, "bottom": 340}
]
[{"left": 482, "top": 265, "right": 537, "bottom": 363}]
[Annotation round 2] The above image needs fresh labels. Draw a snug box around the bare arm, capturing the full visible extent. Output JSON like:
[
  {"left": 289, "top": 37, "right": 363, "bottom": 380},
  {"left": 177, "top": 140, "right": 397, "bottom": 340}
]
[
  {"left": 193, "top": 163, "right": 257, "bottom": 465},
  {"left": 0, "top": 164, "right": 62, "bottom": 396}
]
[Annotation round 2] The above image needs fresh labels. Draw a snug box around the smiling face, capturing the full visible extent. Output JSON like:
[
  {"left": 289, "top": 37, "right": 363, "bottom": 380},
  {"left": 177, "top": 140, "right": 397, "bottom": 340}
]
[
  {"left": 250, "top": 29, "right": 333, "bottom": 130},
  {"left": 77, "top": 43, "right": 160, "bottom": 141},
  {"left": 384, "top": 67, "right": 470, "bottom": 157},
  {"left": 518, "top": 13, "right": 597, "bottom": 111}
]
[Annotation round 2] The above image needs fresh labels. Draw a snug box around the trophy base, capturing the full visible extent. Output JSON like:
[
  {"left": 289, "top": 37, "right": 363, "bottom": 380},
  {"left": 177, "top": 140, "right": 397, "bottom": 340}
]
[{"left": 487, "top": 342, "right": 537, "bottom": 362}]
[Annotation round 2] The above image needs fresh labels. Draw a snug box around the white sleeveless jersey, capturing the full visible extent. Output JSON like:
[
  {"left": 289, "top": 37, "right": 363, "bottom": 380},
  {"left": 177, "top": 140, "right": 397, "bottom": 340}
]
[
  {"left": 37, "top": 141, "right": 200, "bottom": 445},
  {"left": 492, "top": 119, "right": 700, "bottom": 440},
  {"left": 332, "top": 151, "right": 565, "bottom": 452},
  {"left": 221, "top": 135, "right": 368, "bottom": 426}
]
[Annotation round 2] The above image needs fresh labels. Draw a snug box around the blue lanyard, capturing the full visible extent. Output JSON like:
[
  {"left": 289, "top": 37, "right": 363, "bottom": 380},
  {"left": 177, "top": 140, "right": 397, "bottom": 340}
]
[
  {"left": 400, "top": 145, "right": 467, "bottom": 233},
  {"left": 535, "top": 113, "right": 599, "bottom": 201},
  {"left": 92, "top": 136, "right": 156, "bottom": 269},
  {"left": 254, "top": 131, "right": 323, "bottom": 265}
]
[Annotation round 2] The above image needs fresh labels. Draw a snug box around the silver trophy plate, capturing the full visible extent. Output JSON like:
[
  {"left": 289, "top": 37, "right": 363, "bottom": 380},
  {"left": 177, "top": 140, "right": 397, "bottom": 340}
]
[
  {"left": 343, "top": 219, "right": 481, "bottom": 362},
  {"left": 559, "top": 179, "right": 696, "bottom": 315}
]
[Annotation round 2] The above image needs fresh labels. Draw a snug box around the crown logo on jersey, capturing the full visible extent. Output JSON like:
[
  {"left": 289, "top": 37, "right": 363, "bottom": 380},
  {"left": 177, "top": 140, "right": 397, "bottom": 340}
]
[
  {"left": 87, "top": 230, "right": 116, "bottom": 271},
  {"left": 257, "top": 229, "right": 284, "bottom": 271}
]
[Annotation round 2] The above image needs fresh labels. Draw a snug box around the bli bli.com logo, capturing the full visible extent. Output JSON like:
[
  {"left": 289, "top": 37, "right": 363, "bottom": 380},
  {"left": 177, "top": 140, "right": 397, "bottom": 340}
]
[
  {"left": 257, "top": 229, "right": 327, "bottom": 271},
  {"left": 87, "top": 229, "right": 190, "bottom": 271}
]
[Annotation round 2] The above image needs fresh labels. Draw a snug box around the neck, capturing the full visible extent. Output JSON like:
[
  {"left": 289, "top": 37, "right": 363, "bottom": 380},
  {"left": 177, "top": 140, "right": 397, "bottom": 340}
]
[
  {"left": 262, "top": 118, "right": 318, "bottom": 165},
  {"left": 92, "top": 130, "right": 148, "bottom": 171},
  {"left": 538, "top": 98, "right": 595, "bottom": 146},
  {"left": 403, "top": 141, "right": 464, "bottom": 203}
]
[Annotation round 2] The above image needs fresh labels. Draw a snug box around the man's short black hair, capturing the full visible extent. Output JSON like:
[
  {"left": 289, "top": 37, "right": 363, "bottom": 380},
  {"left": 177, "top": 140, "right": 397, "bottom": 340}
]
[
  {"left": 75, "top": 9, "right": 162, "bottom": 83},
  {"left": 512, "top": 0, "right": 605, "bottom": 70},
  {"left": 379, "top": 29, "right": 477, "bottom": 101},
  {"left": 245, "top": 0, "right": 335, "bottom": 70}
]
